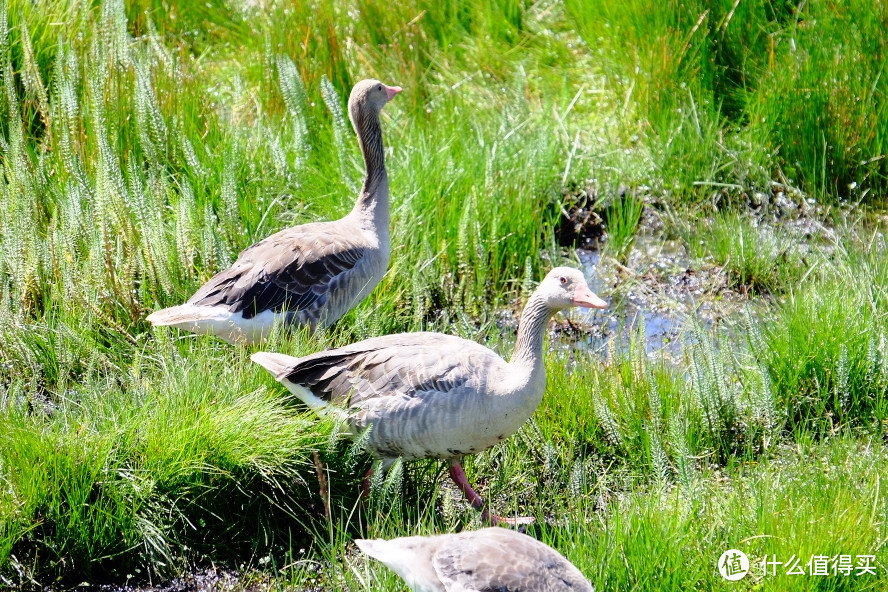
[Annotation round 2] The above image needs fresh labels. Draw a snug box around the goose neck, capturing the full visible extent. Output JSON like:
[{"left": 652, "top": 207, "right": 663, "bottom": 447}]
[
  {"left": 351, "top": 108, "right": 389, "bottom": 220},
  {"left": 509, "top": 294, "right": 555, "bottom": 367}
]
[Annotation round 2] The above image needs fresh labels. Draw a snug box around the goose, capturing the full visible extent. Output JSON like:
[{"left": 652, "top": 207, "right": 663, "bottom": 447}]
[
  {"left": 251, "top": 267, "right": 606, "bottom": 524},
  {"left": 146, "top": 79, "right": 401, "bottom": 345},
  {"left": 355, "top": 527, "right": 594, "bottom": 592}
]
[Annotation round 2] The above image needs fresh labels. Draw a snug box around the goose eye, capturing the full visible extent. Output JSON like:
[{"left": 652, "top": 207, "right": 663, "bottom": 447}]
[
  {"left": 377, "top": 84, "right": 382, "bottom": 91},
  {"left": 559, "top": 276, "right": 567, "bottom": 285}
]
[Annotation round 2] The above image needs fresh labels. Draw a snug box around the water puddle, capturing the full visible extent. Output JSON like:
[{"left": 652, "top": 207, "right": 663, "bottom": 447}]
[
  {"left": 569, "top": 249, "right": 685, "bottom": 359},
  {"left": 565, "top": 235, "right": 745, "bottom": 360}
]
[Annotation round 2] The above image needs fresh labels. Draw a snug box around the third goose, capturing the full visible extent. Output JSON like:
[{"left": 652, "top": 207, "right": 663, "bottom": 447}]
[
  {"left": 356, "top": 527, "right": 594, "bottom": 592},
  {"left": 251, "top": 267, "right": 606, "bottom": 524},
  {"left": 146, "top": 79, "right": 401, "bottom": 344}
]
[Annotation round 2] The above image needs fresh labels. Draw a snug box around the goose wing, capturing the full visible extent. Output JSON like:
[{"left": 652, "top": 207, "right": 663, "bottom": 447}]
[
  {"left": 280, "top": 333, "right": 505, "bottom": 406},
  {"left": 188, "top": 223, "right": 368, "bottom": 321}
]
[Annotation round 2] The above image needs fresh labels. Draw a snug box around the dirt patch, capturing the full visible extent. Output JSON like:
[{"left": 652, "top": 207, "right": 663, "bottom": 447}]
[{"left": 554, "top": 182, "right": 635, "bottom": 249}]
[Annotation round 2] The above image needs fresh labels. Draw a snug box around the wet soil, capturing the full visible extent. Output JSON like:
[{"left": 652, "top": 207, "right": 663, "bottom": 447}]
[
  {"left": 88, "top": 568, "right": 267, "bottom": 592},
  {"left": 553, "top": 184, "right": 849, "bottom": 362},
  {"left": 573, "top": 234, "right": 745, "bottom": 360},
  {"left": 554, "top": 211, "right": 742, "bottom": 362}
]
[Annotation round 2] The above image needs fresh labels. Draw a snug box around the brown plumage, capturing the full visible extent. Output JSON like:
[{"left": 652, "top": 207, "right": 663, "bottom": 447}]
[{"left": 146, "top": 79, "right": 401, "bottom": 344}]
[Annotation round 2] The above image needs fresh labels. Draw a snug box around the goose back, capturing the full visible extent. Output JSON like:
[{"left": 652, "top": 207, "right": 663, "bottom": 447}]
[
  {"left": 356, "top": 527, "right": 594, "bottom": 592},
  {"left": 186, "top": 217, "right": 385, "bottom": 329}
]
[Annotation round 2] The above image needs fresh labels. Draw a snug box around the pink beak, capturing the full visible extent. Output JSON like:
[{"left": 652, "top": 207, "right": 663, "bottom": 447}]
[
  {"left": 572, "top": 285, "right": 608, "bottom": 309},
  {"left": 385, "top": 84, "right": 402, "bottom": 101}
]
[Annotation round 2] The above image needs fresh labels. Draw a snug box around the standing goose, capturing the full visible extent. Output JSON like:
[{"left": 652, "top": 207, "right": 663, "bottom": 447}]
[
  {"left": 356, "top": 527, "right": 594, "bottom": 592},
  {"left": 146, "top": 79, "right": 401, "bottom": 345},
  {"left": 251, "top": 267, "right": 607, "bottom": 524}
]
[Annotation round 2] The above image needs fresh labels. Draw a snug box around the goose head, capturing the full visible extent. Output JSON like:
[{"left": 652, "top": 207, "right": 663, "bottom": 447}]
[
  {"left": 348, "top": 78, "right": 401, "bottom": 131},
  {"left": 538, "top": 266, "right": 607, "bottom": 311}
]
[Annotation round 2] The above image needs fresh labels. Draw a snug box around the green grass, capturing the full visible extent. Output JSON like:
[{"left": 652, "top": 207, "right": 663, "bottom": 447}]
[
  {"left": 565, "top": 0, "right": 888, "bottom": 203},
  {"left": 581, "top": 437, "right": 888, "bottom": 591},
  {"left": 677, "top": 211, "right": 807, "bottom": 294},
  {"left": 761, "top": 234, "right": 888, "bottom": 429},
  {"left": 0, "top": 339, "right": 331, "bottom": 581},
  {"left": 604, "top": 193, "right": 644, "bottom": 263},
  {"left": 1, "top": 0, "right": 888, "bottom": 589}
]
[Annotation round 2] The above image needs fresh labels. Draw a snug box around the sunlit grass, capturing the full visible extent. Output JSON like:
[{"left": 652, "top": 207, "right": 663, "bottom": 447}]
[
  {"left": 679, "top": 212, "right": 806, "bottom": 294},
  {"left": 762, "top": 235, "right": 888, "bottom": 428},
  {"left": 565, "top": 0, "right": 888, "bottom": 202},
  {"left": 1, "top": 0, "right": 888, "bottom": 587},
  {"left": 604, "top": 193, "right": 644, "bottom": 263},
  {"left": 0, "top": 340, "right": 330, "bottom": 581}
]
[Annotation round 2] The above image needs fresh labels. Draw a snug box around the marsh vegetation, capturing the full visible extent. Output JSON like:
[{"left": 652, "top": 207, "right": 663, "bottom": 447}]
[{"left": 0, "top": 0, "right": 887, "bottom": 590}]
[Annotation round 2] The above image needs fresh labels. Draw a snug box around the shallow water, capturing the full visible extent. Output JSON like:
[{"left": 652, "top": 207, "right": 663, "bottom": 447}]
[
  {"left": 577, "top": 248, "right": 684, "bottom": 355},
  {"left": 569, "top": 238, "right": 717, "bottom": 361}
]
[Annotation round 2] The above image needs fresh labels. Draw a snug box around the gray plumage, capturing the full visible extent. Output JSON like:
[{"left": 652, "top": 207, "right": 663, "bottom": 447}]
[
  {"left": 356, "top": 527, "right": 594, "bottom": 592},
  {"left": 146, "top": 79, "right": 401, "bottom": 344},
  {"left": 251, "top": 267, "right": 607, "bottom": 522}
]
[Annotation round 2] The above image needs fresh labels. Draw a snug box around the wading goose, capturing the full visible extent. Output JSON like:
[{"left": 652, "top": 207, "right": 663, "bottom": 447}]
[
  {"left": 251, "top": 267, "right": 606, "bottom": 524},
  {"left": 146, "top": 79, "right": 401, "bottom": 345},
  {"left": 356, "top": 528, "right": 594, "bottom": 592}
]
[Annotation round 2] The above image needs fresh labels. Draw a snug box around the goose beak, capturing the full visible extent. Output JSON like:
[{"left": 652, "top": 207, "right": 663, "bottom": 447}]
[
  {"left": 384, "top": 85, "right": 402, "bottom": 101},
  {"left": 572, "top": 285, "right": 608, "bottom": 309}
]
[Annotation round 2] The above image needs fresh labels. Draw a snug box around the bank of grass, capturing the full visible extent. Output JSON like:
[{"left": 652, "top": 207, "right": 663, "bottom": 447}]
[
  {"left": 1, "top": 0, "right": 888, "bottom": 588},
  {"left": 565, "top": 0, "right": 888, "bottom": 203},
  {"left": 0, "top": 338, "right": 335, "bottom": 581},
  {"left": 293, "top": 436, "right": 887, "bottom": 592}
]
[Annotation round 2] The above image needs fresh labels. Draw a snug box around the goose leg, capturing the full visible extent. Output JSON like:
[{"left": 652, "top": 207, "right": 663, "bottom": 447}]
[
  {"left": 447, "top": 460, "right": 534, "bottom": 526},
  {"left": 360, "top": 467, "right": 374, "bottom": 500}
]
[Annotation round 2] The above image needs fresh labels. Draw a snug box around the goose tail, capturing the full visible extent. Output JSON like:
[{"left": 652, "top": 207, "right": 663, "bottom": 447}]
[
  {"left": 146, "top": 304, "right": 211, "bottom": 327},
  {"left": 252, "top": 352, "right": 346, "bottom": 420},
  {"left": 146, "top": 304, "right": 271, "bottom": 345},
  {"left": 250, "top": 352, "right": 300, "bottom": 381}
]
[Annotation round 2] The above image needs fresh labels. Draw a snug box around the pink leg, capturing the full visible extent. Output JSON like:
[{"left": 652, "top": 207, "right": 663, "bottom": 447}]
[
  {"left": 448, "top": 461, "right": 486, "bottom": 509},
  {"left": 448, "top": 461, "right": 534, "bottom": 526}
]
